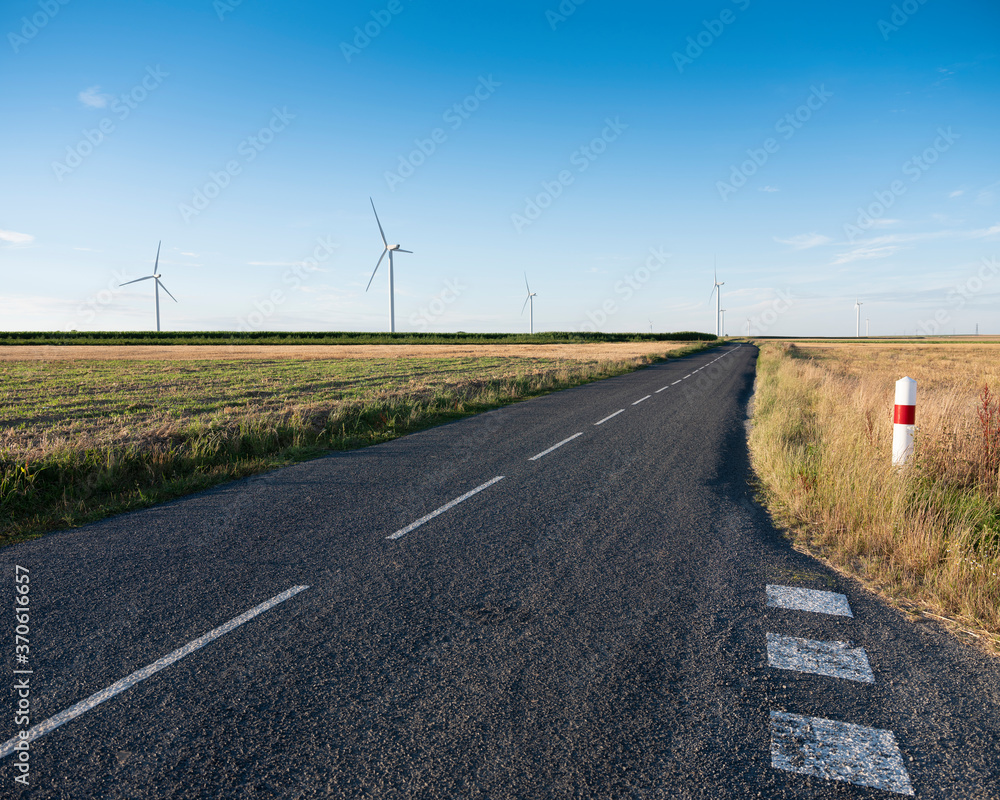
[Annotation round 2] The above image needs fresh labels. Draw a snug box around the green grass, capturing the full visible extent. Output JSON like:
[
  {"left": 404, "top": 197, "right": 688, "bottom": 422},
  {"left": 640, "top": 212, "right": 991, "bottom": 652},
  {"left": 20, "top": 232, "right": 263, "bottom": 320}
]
[
  {"left": 1, "top": 343, "right": 715, "bottom": 548},
  {"left": 0, "top": 330, "right": 716, "bottom": 346}
]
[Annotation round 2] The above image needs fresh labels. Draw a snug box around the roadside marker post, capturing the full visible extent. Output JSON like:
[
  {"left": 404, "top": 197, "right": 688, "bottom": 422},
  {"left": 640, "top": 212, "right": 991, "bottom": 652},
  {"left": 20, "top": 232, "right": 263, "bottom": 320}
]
[{"left": 892, "top": 377, "right": 916, "bottom": 466}]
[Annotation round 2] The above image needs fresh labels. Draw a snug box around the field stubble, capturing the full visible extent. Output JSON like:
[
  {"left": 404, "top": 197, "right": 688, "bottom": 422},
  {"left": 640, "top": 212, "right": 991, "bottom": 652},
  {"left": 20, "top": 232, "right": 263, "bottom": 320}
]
[
  {"left": 749, "top": 341, "right": 1000, "bottom": 650},
  {"left": 0, "top": 341, "right": 708, "bottom": 546}
]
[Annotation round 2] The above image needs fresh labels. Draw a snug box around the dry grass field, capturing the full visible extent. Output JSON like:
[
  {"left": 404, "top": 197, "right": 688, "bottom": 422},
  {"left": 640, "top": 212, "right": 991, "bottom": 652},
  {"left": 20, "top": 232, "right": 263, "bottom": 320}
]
[
  {"left": 0, "top": 340, "right": 708, "bottom": 547},
  {"left": 749, "top": 341, "right": 1000, "bottom": 649}
]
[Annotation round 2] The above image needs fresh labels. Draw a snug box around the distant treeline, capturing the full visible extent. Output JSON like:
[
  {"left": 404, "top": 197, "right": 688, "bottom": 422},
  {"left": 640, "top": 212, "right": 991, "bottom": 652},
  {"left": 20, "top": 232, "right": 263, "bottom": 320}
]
[{"left": 0, "top": 331, "right": 718, "bottom": 346}]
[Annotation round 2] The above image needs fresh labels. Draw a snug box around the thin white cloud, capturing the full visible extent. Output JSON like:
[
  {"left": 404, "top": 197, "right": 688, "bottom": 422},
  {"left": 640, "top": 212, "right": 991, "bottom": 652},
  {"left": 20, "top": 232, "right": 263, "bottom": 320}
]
[
  {"left": 949, "top": 189, "right": 964, "bottom": 198},
  {"left": 773, "top": 233, "right": 832, "bottom": 250},
  {"left": 180, "top": 251, "right": 198, "bottom": 257},
  {"left": 831, "top": 245, "right": 902, "bottom": 265},
  {"left": 758, "top": 185, "right": 779, "bottom": 193},
  {"left": 0, "top": 229, "right": 34, "bottom": 245},
  {"left": 78, "top": 86, "right": 112, "bottom": 108}
]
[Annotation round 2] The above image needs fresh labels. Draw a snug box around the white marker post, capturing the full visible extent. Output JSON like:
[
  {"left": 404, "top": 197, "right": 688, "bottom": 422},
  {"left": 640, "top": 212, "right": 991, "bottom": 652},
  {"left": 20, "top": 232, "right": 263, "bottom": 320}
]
[{"left": 892, "top": 377, "right": 916, "bottom": 466}]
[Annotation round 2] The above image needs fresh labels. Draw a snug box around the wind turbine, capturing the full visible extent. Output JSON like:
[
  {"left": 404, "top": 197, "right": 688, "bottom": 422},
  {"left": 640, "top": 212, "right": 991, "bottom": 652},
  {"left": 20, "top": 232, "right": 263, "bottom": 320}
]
[
  {"left": 746, "top": 318, "right": 752, "bottom": 337},
  {"left": 709, "top": 258, "right": 724, "bottom": 336},
  {"left": 365, "top": 197, "right": 412, "bottom": 333},
  {"left": 119, "top": 241, "right": 177, "bottom": 332},
  {"left": 521, "top": 273, "right": 537, "bottom": 334},
  {"left": 720, "top": 309, "right": 727, "bottom": 337},
  {"left": 855, "top": 298, "right": 863, "bottom": 337}
]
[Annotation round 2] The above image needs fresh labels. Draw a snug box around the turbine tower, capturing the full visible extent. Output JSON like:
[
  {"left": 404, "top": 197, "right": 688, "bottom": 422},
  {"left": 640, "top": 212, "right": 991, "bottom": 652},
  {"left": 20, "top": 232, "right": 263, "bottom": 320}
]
[
  {"left": 720, "top": 309, "right": 727, "bottom": 337},
  {"left": 366, "top": 197, "right": 412, "bottom": 333},
  {"left": 119, "top": 241, "right": 177, "bottom": 332},
  {"left": 709, "top": 258, "right": 724, "bottom": 337},
  {"left": 855, "top": 298, "right": 863, "bottom": 337},
  {"left": 521, "top": 273, "right": 537, "bottom": 334},
  {"left": 746, "top": 318, "right": 752, "bottom": 337}
]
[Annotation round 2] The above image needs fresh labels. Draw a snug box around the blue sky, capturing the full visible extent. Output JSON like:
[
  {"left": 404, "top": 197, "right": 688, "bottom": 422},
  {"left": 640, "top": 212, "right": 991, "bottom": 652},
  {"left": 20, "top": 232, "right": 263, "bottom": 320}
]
[{"left": 1, "top": 0, "right": 998, "bottom": 336}]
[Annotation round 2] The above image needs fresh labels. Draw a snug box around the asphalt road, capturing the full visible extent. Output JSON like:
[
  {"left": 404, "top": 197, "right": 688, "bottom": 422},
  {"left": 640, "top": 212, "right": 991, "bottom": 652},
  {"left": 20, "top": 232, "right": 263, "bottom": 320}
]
[{"left": 2, "top": 343, "right": 999, "bottom": 798}]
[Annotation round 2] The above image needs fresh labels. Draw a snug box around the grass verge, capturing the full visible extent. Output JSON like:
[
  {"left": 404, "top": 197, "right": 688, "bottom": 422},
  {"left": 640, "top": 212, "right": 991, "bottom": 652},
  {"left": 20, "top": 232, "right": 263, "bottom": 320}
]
[
  {"left": 1, "top": 342, "right": 712, "bottom": 548},
  {"left": 748, "top": 342, "right": 1000, "bottom": 652}
]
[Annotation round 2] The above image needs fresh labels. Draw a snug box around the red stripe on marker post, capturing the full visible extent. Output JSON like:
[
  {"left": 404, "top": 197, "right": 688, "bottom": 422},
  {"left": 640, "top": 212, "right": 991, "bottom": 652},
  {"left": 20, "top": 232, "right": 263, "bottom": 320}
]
[{"left": 893, "top": 404, "right": 915, "bottom": 425}]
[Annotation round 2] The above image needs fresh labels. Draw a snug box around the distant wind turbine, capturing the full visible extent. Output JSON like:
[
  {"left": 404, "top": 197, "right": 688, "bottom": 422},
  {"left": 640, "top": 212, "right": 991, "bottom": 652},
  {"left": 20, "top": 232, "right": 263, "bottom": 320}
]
[
  {"left": 119, "top": 241, "right": 177, "bottom": 332},
  {"left": 855, "top": 298, "right": 863, "bottom": 337},
  {"left": 366, "top": 197, "right": 412, "bottom": 333},
  {"left": 521, "top": 273, "right": 537, "bottom": 334},
  {"left": 709, "top": 258, "right": 724, "bottom": 336},
  {"left": 720, "top": 309, "right": 727, "bottom": 337},
  {"left": 746, "top": 318, "right": 752, "bottom": 337}
]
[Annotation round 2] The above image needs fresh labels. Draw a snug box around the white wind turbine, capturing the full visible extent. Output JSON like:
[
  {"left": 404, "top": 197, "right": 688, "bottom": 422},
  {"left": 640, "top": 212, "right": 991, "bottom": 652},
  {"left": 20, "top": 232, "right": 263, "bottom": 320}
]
[
  {"left": 709, "top": 258, "right": 724, "bottom": 337},
  {"left": 720, "top": 308, "right": 727, "bottom": 336},
  {"left": 119, "top": 241, "right": 177, "bottom": 332},
  {"left": 521, "top": 273, "right": 538, "bottom": 334},
  {"left": 365, "top": 197, "right": 412, "bottom": 333},
  {"left": 855, "top": 298, "right": 863, "bottom": 337}
]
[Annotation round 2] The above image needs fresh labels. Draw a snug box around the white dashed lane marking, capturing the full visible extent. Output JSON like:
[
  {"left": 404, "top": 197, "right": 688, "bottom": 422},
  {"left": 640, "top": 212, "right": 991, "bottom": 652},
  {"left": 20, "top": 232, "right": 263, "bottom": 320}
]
[
  {"left": 632, "top": 395, "right": 651, "bottom": 406},
  {"left": 770, "top": 711, "right": 914, "bottom": 795},
  {"left": 529, "top": 432, "right": 583, "bottom": 462},
  {"left": 766, "top": 584, "right": 853, "bottom": 617},
  {"left": 655, "top": 385, "right": 669, "bottom": 393},
  {"left": 594, "top": 409, "right": 624, "bottom": 426},
  {"left": 766, "top": 632, "right": 874, "bottom": 683},
  {"left": 388, "top": 476, "right": 505, "bottom": 540},
  {"left": 0, "top": 585, "right": 310, "bottom": 759},
  {"left": 671, "top": 380, "right": 682, "bottom": 385}
]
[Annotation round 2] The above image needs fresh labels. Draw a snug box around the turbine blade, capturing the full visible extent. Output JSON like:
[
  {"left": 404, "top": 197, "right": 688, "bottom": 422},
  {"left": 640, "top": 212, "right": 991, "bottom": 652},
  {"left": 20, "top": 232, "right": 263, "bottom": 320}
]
[
  {"left": 524, "top": 272, "right": 530, "bottom": 293},
  {"left": 153, "top": 240, "right": 161, "bottom": 274},
  {"left": 120, "top": 275, "right": 155, "bottom": 287},
  {"left": 521, "top": 295, "right": 530, "bottom": 315},
  {"left": 395, "top": 248, "right": 413, "bottom": 254},
  {"left": 366, "top": 249, "right": 387, "bottom": 291},
  {"left": 157, "top": 279, "right": 178, "bottom": 302},
  {"left": 708, "top": 284, "right": 717, "bottom": 302},
  {"left": 370, "top": 197, "right": 388, "bottom": 247}
]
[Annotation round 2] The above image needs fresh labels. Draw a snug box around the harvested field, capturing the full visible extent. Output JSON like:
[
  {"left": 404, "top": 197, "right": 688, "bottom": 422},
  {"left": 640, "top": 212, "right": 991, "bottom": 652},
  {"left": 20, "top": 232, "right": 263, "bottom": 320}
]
[{"left": 0, "top": 341, "right": 685, "bottom": 362}]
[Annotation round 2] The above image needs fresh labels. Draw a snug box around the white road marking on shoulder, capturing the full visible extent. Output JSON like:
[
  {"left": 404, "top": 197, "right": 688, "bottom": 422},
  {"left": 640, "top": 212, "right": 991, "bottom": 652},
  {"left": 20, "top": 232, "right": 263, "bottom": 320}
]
[
  {"left": 0, "top": 585, "right": 310, "bottom": 759},
  {"left": 632, "top": 395, "right": 651, "bottom": 405},
  {"left": 594, "top": 409, "right": 624, "bottom": 425},
  {"left": 766, "top": 632, "right": 873, "bottom": 683},
  {"left": 388, "top": 476, "right": 505, "bottom": 540},
  {"left": 655, "top": 386, "right": 669, "bottom": 393},
  {"left": 766, "top": 584, "right": 853, "bottom": 617},
  {"left": 671, "top": 380, "right": 682, "bottom": 385},
  {"left": 529, "top": 432, "right": 583, "bottom": 461},
  {"left": 770, "top": 711, "right": 913, "bottom": 795}
]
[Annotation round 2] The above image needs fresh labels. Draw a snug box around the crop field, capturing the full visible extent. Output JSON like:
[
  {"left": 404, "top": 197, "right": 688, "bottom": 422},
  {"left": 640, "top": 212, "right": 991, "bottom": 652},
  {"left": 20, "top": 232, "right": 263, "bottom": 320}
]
[
  {"left": 0, "top": 340, "right": 711, "bottom": 547},
  {"left": 749, "top": 340, "right": 1000, "bottom": 649}
]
